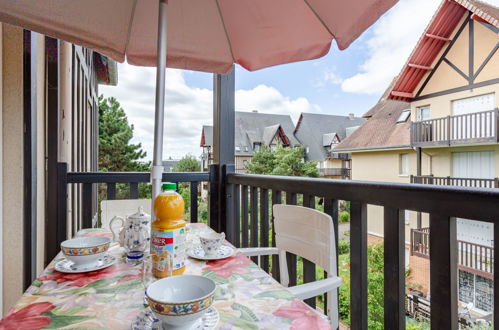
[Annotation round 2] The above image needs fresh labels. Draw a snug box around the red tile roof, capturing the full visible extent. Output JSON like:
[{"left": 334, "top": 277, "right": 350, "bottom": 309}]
[{"left": 388, "top": 0, "right": 499, "bottom": 102}]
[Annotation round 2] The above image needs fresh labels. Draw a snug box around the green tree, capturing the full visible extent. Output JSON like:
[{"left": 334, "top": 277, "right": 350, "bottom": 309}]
[
  {"left": 99, "top": 95, "right": 150, "bottom": 172},
  {"left": 98, "top": 95, "right": 150, "bottom": 200},
  {"left": 245, "top": 146, "right": 319, "bottom": 177},
  {"left": 173, "top": 155, "right": 207, "bottom": 223},
  {"left": 173, "top": 155, "right": 201, "bottom": 172}
]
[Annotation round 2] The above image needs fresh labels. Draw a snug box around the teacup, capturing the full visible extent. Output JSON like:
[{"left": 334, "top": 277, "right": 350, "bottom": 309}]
[
  {"left": 61, "top": 237, "right": 110, "bottom": 266},
  {"left": 199, "top": 232, "right": 225, "bottom": 256},
  {"left": 146, "top": 275, "right": 216, "bottom": 328}
]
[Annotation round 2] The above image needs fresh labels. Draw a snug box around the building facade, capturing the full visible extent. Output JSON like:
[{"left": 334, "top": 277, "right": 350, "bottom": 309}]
[
  {"left": 201, "top": 111, "right": 300, "bottom": 173},
  {"left": 294, "top": 113, "right": 364, "bottom": 179},
  {"left": 336, "top": 0, "right": 498, "bottom": 314},
  {"left": 0, "top": 26, "right": 116, "bottom": 314}
]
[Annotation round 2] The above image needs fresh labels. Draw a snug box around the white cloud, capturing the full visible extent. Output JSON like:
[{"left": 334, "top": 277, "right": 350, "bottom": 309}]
[
  {"left": 100, "top": 64, "right": 321, "bottom": 160},
  {"left": 341, "top": 0, "right": 440, "bottom": 95}
]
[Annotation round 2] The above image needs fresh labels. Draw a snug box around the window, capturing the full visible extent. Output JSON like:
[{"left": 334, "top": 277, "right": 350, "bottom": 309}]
[
  {"left": 396, "top": 109, "right": 411, "bottom": 123},
  {"left": 399, "top": 153, "right": 409, "bottom": 176},
  {"left": 253, "top": 143, "right": 261, "bottom": 152},
  {"left": 404, "top": 210, "right": 410, "bottom": 225},
  {"left": 417, "top": 106, "right": 431, "bottom": 121}
]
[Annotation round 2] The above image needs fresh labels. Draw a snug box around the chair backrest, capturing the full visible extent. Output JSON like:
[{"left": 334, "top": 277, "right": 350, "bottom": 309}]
[
  {"left": 100, "top": 199, "right": 152, "bottom": 229},
  {"left": 273, "top": 204, "right": 337, "bottom": 278}
]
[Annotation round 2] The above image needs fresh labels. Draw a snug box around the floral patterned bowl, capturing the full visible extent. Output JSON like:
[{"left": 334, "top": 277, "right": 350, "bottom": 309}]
[
  {"left": 146, "top": 275, "right": 216, "bottom": 328},
  {"left": 61, "top": 237, "right": 110, "bottom": 266}
]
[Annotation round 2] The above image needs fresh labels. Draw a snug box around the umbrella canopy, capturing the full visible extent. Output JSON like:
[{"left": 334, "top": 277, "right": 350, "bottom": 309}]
[
  {"left": 0, "top": 0, "right": 396, "bottom": 74},
  {"left": 0, "top": 0, "right": 397, "bottom": 200}
]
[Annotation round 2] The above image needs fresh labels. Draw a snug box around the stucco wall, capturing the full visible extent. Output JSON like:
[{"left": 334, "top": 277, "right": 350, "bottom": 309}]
[
  {"left": 2, "top": 24, "right": 24, "bottom": 314},
  {"left": 351, "top": 149, "right": 431, "bottom": 241}
]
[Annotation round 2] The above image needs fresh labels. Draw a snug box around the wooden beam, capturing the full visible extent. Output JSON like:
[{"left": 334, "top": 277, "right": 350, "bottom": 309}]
[
  {"left": 425, "top": 33, "right": 450, "bottom": 42},
  {"left": 391, "top": 91, "right": 413, "bottom": 98},
  {"left": 470, "top": 13, "right": 489, "bottom": 25},
  {"left": 408, "top": 63, "right": 432, "bottom": 70}
]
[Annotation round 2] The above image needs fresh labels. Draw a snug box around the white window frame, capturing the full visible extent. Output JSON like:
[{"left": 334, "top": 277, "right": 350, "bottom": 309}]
[
  {"left": 417, "top": 106, "right": 431, "bottom": 121},
  {"left": 399, "top": 153, "right": 409, "bottom": 176}
]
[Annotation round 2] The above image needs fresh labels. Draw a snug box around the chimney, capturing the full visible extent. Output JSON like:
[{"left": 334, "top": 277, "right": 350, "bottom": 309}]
[
  {"left": 252, "top": 109, "right": 258, "bottom": 113},
  {"left": 348, "top": 113, "right": 355, "bottom": 120}
]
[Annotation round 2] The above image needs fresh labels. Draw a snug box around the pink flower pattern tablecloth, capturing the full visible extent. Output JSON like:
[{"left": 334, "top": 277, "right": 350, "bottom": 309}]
[{"left": 1, "top": 223, "right": 330, "bottom": 329}]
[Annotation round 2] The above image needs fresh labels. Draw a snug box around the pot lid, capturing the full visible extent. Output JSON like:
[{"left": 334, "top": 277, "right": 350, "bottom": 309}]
[{"left": 128, "top": 206, "right": 151, "bottom": 220}]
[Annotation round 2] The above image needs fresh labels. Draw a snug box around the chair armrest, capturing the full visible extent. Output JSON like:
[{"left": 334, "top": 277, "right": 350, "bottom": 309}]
[
  {"left": 288, "top": 277, "right": 342, "bottom": 300},
  {"left": 239, "top": 247, "right": 279, "bottom": 257}
]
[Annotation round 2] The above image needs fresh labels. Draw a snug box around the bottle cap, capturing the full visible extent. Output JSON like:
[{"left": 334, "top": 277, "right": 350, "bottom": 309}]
[{"left": 162, "top": 182, "right": 177, "bottom": 190}]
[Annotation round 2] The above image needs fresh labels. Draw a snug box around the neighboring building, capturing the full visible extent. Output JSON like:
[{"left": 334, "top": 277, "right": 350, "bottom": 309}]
[
  {"left": 294, "top": 113, "right": 365, "bottom": 179},
  {"left": 336, "top": 0, "right": 499, "bottom": 314},
  {"left": 0, "top": 27, "right": 116, "bottom": 314},
  {"left": 162, "top": 159, "right": 180, "bottom": 172},
  {"left": 200, "top": 111, "right": 300, "bottom": 173}
]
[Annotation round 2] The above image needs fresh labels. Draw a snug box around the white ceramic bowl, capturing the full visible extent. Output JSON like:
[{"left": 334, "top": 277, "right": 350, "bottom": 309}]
[
  {"left": 199, "top": 232, "right": 225, "bottom": 256},
  {"left": 146, "top": 275, "right": 216, "bottom": 328},
  {"left": 61, "top": 237, "right": 110, "bottom": 266}
]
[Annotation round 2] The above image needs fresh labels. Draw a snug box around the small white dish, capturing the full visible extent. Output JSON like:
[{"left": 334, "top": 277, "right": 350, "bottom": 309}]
[
  {"left": 132, "top": 306, "right": 219, "bottom": 330},
  {"left": 199, "top": 232, "right": 225, "bottom": 257},
  {"left": 55, "top": 254, "right": 117, "bottom": 273},
  {"left": 187, "top": 245, "right": 234, "bottom": 261}
]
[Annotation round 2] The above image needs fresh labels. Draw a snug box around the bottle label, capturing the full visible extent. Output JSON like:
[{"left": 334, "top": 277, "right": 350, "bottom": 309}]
[{"left": 151, "top": 227, "right": 186, "bottom": 271}]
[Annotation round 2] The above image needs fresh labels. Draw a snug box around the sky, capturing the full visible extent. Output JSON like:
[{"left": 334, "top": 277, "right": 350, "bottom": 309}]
[{"left": 100, "top": 0, "right": 498, "bottom": 161}]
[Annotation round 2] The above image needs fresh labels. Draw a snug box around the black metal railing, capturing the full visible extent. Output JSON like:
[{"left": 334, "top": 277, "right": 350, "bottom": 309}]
[
  {"left": 411, "top": 174, "right": 499, "bottom": 188},
  {"left": 411, "top": 109, "right": 499, "bottom": 147},
  {"left": 411, "top": 227, "right": 494, "bottom": 278},
  {"left": 319, "top": 167, "right": 351, "bottom": 178},
  {"left": 224, "top": 173, "right": 499, "bottom": 329},
  {"left": 51, "top": 162, "right": 210, "bottom": 261}
]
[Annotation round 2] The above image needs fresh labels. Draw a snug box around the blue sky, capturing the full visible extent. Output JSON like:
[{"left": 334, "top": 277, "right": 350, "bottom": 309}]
[{"left": 100, "top": 0, "right": 453, "bottom": 160}]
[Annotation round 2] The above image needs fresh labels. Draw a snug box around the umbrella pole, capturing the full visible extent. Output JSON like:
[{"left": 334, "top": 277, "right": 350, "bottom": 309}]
[{"left": 151, "top": 0, "right": 168, "bottom": 204}]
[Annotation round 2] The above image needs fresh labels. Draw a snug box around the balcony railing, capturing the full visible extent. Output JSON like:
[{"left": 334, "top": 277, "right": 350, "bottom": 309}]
[
  {"left": 411, "top": 227, "right": 494, "bottom": 278},
  {"left": 411, "top": 109, "right": 499, "bottom": 147},
  {"left": 53, "top": 163, "right": 499, "bottom": 329},
  {"left": 319, "top": 167, "right": 351, "bottom": 178},
  {"left": 328, "top": 152, "right": 351, "bottom": 160},
  {"left": 225, "top": 173, "right": 499, "bottom": 329},
  {"left": 411, "top": 175, "right": 499, "bottom": 188}
]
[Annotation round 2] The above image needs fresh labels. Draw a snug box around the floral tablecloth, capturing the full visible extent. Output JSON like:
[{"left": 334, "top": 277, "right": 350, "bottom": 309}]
[{"left": 1, "top": 223, "right": 330, "bottom": 330}]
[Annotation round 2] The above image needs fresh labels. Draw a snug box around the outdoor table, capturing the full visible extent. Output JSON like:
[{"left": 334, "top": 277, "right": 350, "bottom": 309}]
[{"left": 2, "top": 223, "right": 331, "bottom": 329}]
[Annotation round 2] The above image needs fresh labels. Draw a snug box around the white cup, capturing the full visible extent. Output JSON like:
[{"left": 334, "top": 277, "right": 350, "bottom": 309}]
[{"left": 199, "top": 232, "right": 225, "bottom": 256}]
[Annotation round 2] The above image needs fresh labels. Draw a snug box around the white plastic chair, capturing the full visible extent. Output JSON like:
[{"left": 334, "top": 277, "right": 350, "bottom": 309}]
[{"left": 240, "top": 204, "right": 342, "bottom": 329}]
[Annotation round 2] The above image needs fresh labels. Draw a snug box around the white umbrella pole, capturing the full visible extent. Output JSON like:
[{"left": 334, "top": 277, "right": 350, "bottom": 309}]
[{"left": 151, "top": 0, "right": 168, "bottom": 205}]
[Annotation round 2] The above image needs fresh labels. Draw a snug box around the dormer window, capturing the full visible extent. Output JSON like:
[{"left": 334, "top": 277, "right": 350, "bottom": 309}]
[
  {"left": 253, "top": 143, "right": 261, "bottom": 151},
  {"left": 397, "top": 109, "right": 411, "bottom": 123}
]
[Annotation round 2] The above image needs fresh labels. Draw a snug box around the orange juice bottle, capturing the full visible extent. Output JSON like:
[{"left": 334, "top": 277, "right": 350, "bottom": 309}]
[{"left": 151, "top": 183, "right": 186, "bottom": 277}]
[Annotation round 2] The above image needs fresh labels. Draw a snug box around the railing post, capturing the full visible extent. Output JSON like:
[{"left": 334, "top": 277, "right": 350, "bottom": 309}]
[
  {"left": 430, "top": 215, "right": 457, "bottom": 330},
  {"left": 82, "top": 183, "right": 93, "bottom": 228},
  {"left": 224, "top": 164, "right": 235, "bottom": 243},
  {"left": 350, "top": 201, "right": 368, "bottom": 330},
  {"left": 384, "top": 207, "right": 405, "bottom": 330},
  {"left": 208, "top": 164, "right": 220, "bottom": 232},
  {"left": 55, "top": 162, "right": 68, "bottom": 259},
  {"left": 447, "top": 115, "right": 451, "bottom": 145}
]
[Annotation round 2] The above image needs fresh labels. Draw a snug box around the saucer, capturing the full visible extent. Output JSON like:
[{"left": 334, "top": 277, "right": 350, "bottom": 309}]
[
  {"left": 132, "top": 306, "right": 219, "bottom": 330},
  {"left": 55, "top": 254, "right": 117, "bottom": 273},
  {"left": 187, "top": 245, "right": 234, "bottom": 261}
]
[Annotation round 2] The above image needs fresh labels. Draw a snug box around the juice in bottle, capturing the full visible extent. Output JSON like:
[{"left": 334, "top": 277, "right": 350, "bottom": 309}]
[{"left": 151, "top": 183, "right": 186, "bottom": 278}]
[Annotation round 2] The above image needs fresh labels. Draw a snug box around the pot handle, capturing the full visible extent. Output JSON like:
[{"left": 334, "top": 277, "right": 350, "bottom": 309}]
[{"left": 109, "top": 216, "right": 125, "bottom": 242}]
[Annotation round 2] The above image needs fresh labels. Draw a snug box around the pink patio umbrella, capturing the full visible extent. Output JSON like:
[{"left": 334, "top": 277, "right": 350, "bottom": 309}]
[{"left": 0, "top": 0, "right": 397, "bottom": 199}]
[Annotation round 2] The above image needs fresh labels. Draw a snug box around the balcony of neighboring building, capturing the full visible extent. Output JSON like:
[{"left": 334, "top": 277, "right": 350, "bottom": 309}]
[
  {"left": 411, "top": 108, "right": 499, "bottom": 147},
  {"left": 318, "top": 167, "right": 351, "bottom": 178}
]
